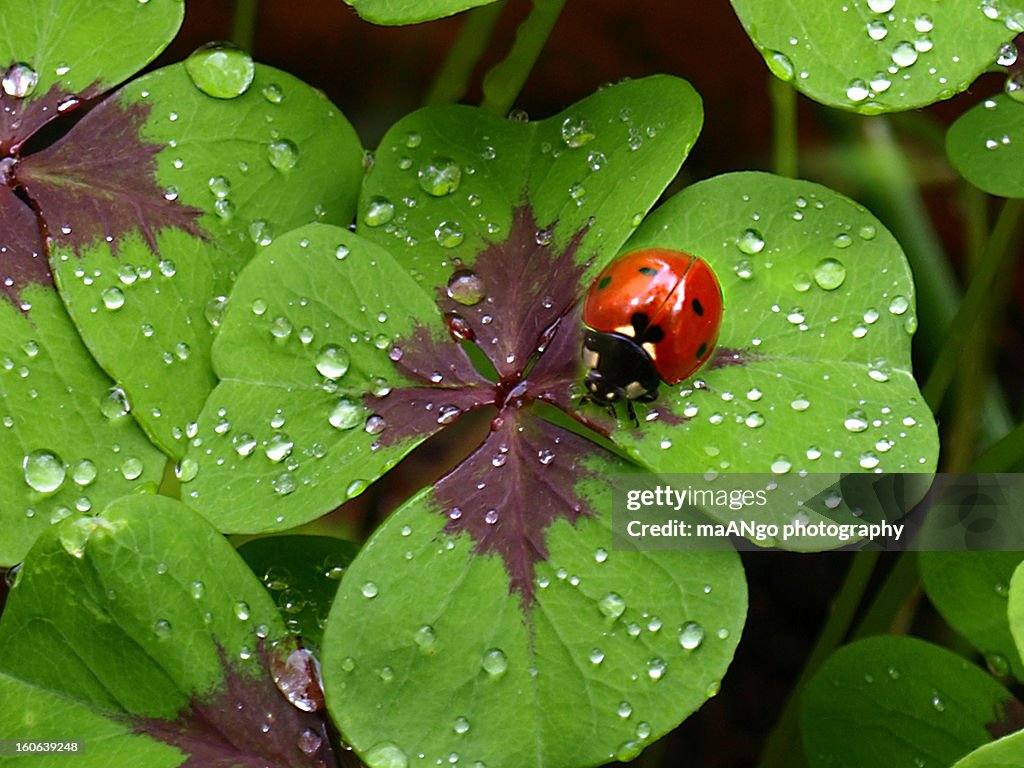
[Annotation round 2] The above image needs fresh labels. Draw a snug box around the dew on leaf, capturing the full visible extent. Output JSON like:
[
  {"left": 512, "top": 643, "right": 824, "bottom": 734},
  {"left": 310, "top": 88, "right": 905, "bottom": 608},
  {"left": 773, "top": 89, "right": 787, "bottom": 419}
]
[
  {"left": 867, "top": 0, "right": 895, "bottom": 13},
  {"left": 100, "top": 386, "right": 131, "bottom": 419},
  {"left": 846, "top": 80, "right": 870, "bottom": 102},
  {"left": 361, "top": 581, "right": 379, "bottom": 599},
  {"left": 813, "top": 258, "right": 846, "bottom": 290},
  {"left": 272, "top": 472, "right": 297, "bottom": 495},
  {"left": 175, "top": 457, "right": 199, "bottom": 482},
  {"left": 249, "top": 219, "right": 274, "bottom": 246},
  {"left": 560, "top": 115, "right": 596, "bottom": 147},
  {"left": 101, "top": 287, "right": 125, "bottom": 310},
  {"left": 844, "top": 410, "right": 869, "bottom": 433},
  {"left": 262, "top": 83, "right": 284, "bottom": 103},
  {"left": 434, "top": 221, "right": 464, "bottom": 248},
  {"left": 770, "top": 456, "right": 792, "bottom": 474},
  {"left": 765, "top": 50, "right": 795, "bottom": 81},
  {"left": 679, "top": 622, "right": 705, "bottom": 650},
  {"left": 184, "top": 42, "right": 255, "bottom": 99},
  {"left": 152, "top": 618, "right": 173, "bottom": 638},
  {"left": 414, "top": 625, "right": 437, "bottom": 654},
  {"left": 267, "top": 139, "right": 299, "bottom": 171},
  {"left": 315, "top": 345, "right": 350, "bottom": 380},
  {"left": 2, "top": 62, "right": 38, "bottom": 98},
  {"left": 363, "top": 196, "right": 395, "bottom": 227},
  {"left": 365, "top": 742, "right": 408, "bottom": 768},
  {"left": 736, "top": 228, "right": 765, "bottom": 255},
  {"left": 265, "top": 433, "right": 294, "bottom": 462},
  {"left": 446, "top": 269, "right": 486, "bottom": 306},
  {"left": 598, "top": 592, "right": 627, "bottom": 620},
  {"left": 646, "top": 657, "right": 667, "bottom": 680},
  {"left": 891, "top": 42, "right": 919, "bottom": 68},
  {"left": 418, "top": 156, "right": 462, "bottom": 196},
  {"left": 589, "top": 648, "right": 605, "bottom": 665},
  {"left": 329, "top": 398, "right": 362, "bottom": 430},
  {"left": 452, "top": 716, "right": 471, "bottom": 735},
  {"left": 616, "top": 701, "right": 633, "bottom": 719},
  {"left": 120, "top": 457, "right": 144, "bottom": 480},
  {"left": 23, "top": 450, "right": 66, "bottom": 494},
  {"left": 481, "top": 648, "right": 508, "bottom": 677}
]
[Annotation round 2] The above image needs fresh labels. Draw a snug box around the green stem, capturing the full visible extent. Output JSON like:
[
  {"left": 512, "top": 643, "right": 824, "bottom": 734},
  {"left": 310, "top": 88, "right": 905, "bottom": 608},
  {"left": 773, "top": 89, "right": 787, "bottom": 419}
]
[
  {"left": 970, "top": 420, "right": 1024, "bottom": 472},
  {"left": 426, "top": 2, "right": 507, "bottom": 105},
  {"left": 480, "top": 0, "right": 566, "bottom": 115},
  {"left": 757, "top": 552, "right": 880, "bottom": 768},
  {"left": 770, "top": 78, "right": 798, "bottom": 178},
  {"left": 922, "top": 197, "right": 1024, "bottom": 412},
  {"left": 846, "top": 119, "right": 1013, "bottom": 442},
  {"left": 851, "top": 552, "right": 920, "bottom": 639},
  {"left": 231, "top": 0, "right": 261, "bottom": 52}
]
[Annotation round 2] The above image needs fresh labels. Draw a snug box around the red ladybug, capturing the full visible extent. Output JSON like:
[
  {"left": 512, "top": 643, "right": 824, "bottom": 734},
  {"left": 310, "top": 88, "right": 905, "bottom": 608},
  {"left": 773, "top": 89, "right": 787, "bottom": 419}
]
[{"left": 581, "top": 248, "right": 723, "bottom": 407}]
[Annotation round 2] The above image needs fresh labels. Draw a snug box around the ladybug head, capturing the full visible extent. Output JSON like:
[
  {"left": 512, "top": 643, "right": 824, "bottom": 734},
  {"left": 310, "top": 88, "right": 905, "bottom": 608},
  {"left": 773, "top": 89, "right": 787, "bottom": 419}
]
[{"left": 581, "top": 329, "right": 660, "bottom": 403}]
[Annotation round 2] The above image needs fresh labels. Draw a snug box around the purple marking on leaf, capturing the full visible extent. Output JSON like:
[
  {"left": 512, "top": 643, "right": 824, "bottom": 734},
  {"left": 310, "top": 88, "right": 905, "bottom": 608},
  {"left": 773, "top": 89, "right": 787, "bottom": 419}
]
[
  {"left": 368, "top": 325, "right": 495, "bottom": 447},
  {"left": 433, "top": 410, "right": 598, "bottom": 608},
  {"left": 134, "top": 644, "right": 337, "bottom": 768},
  {"left": 0, "top": 183, "right": 49, "bottom": 312},
  {"left": 708, "top": 346, "right": 751, "bottom": 369},
  {"left": 17, "top": 91, "right": 202, "bottom": 255},
  {"left": 438, "top": 206, "right": 589, "bottom": 379},
  {"left": 0, "top": 79, "right": 102, "bottom": 156}
]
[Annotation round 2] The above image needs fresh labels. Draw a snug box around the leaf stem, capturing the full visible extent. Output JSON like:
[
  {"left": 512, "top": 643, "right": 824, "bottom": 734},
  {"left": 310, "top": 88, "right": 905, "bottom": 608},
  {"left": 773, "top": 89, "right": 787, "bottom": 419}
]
[
  {"left": 922, "top": 197, "right": 1024, "bottom": 412},
  {"left": 850, "top": 551, "right": 919, "bottom": 640},
  {"left": 480, "top": 0, "right": 566, "bottom": 116},
  {"left": 969, "top": 420, "right": 1024, "bottom": 472},
  {"left": 770, "top": 78, "right": 798, "bottom": 178},
  {"left": 426, "top": 2, "right": 507, "bottom": 105},
  {"left": 231, "top": 0, "right": 261, "bottom": 52},
  {"left": 756, "top": 552, "right": 880, "bottom": 768}
]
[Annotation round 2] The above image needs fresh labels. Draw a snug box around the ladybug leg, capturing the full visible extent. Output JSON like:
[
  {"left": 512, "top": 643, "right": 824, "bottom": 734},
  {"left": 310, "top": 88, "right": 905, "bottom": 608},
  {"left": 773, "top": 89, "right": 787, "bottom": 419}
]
[{"left": 625, "top": 400, "right": 639, "bottom": 428}]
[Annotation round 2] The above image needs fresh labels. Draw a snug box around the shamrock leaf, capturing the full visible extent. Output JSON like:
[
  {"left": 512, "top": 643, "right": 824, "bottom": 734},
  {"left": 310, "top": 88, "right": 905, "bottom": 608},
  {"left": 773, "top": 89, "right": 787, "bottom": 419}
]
[{"left": 0, "top": 495, "right": 337, "bottom": 767}]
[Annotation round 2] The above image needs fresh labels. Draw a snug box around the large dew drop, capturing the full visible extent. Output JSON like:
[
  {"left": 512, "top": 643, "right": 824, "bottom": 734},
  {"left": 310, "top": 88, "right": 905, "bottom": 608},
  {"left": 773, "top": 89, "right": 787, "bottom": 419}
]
[
  {"left": 23, "top": 450, "right": 66, "bottom": 493},
  {"left": 315, "top": 345, "right": 350, "bottom": 380},
  {"left": 417, "top": 157, "right": 462, "bottom": 197},
  {"left": 2, "top": 62, "right": 38, "bottom": 99},
  {"left": 184, "top": 42, "right": 255, "bottom": 99},
  {"left": 446, "top": 269, "right": 486, "bottom": 306},
  {"left": 561, "top": 115, "right": 596, "bottom": 148},
  {"left": 364, "top": 743, "right": 408, "bottom": 768}
]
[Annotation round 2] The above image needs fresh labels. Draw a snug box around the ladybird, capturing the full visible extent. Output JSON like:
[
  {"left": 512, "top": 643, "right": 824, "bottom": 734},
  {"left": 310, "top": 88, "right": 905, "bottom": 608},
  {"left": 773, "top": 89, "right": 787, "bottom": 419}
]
[{"left": 581, "top": 248, "right": 723, "bottom": 408}]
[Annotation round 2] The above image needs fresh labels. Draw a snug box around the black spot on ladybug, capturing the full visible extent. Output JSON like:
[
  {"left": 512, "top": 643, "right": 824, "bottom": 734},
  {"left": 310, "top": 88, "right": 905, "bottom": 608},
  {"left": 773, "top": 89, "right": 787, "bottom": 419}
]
[
  {"left": 630, "top": 312, "right": 650, "bottom": 334},
  {"left": 597, "top": 276, "right": 612, "bottom": 289},
  {"left": 692, "top": 298, "right": 704, "bottom": 316},
  {"left": 638, "top": 266, "right": 658, "bottom": 276},
  {"left": 646, "top": 325, "right": 664, "bottom": 343},
  {"left": 696, "top": 342, "right": 708, "bottom": 359}
]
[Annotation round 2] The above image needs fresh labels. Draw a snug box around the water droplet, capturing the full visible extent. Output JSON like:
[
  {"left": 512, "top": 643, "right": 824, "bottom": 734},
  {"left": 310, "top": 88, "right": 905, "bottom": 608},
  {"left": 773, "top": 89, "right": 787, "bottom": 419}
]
[
  {"left": 184, "top": 42, "right": 254, "bottom": 99},
  {"left": 418, "top": 157, "right": 462, "bottom": 196},
  {"left": 175, "top": 457, "right": 199, "bottom": 483},
  {"left": 866, "top": 20, "right": 889, "bottom": 40},
  {"left": 832, "top": 233, "right": 853, "bottom": 249},
  {"left": 846, "top": 79, "right": 871, "bottom": 102},
  {"left": 859, "top": 452, "right": 880, "bottom": 470},
  {"left": 100, "top": 386, "right": 131, "bottom": 419},
  {"left": 329, "top": 398, "right": 362, "bottom": 430},
  {"left": 617, "top": 701, "right": 633, "bottom": 718},
  {"left": 736, "top": 229, "right": 765, "bottom": 255},
  {"left": 233, "top": 601, "right": 251, "bottom": 621},
  {"left": 599, "top": 592, "right": 626, "bottom": 620},
  {"left": 120, "top": 457, "right": 144, "bottom": 480},
  {"left": 446, "top": 269, "right": 485, "bottom": 306},
  {"left": 272, "top": 472, "right": 296, "bottom": 495},
  {"left": 814, "top": 258, "right": 846, "bottom": 290},
  {"left": 414, "top": 625, "right": 437, "bottom": 654},
  {"left": 888, "top": 295, "right": 910, "bottom": 315},
  {"left": 315, "top": 344, "right": 350, "bottom": 380},
  {"left": 646, "top": 657, "right": 667, "bottom": 680},
  {"left": 561, "top": 115, "right": 596, "bottom": 147},
  {"left": 102, "top": 286, "right": 125, "bottom": 310},
  {"left": 588, "top": 648, "right": 605, "bottom": 665},
  {"left": 770, "top": 456, "right": 792, "bottom": 474},
  {"left": 262, "top": 82, "right": 284, "bottom": 104},
  {"left": 249, "top": 219, "right": 274, "bottom": 246},
  {"left": 434, "top": 221, "right": 464, "bottom": 248},
  {"left": 152, "top": 618, "right": 173, "bottom": 638},
  {"left": 679, "top": 622, "right": 705, "bottom": 650},
  {"left": 1005, "top": 72, "right": 1024, "bottom": 102},
  {"left": 361, "top": 581, "right": 379, "bottom": 598},
  {"left": 452, "top": 715, "right": 471, "bottom": 735},
  {"left": 867, "top": 0, "right": 895, "bottom": 12},
  {"left": 2, "top": 62, "right": 38, "bottom": 98},
  {"left": 363, "top": 196, "right": 395, "bottom": 227},
  {"left": 594, "top": 547, "right": 609, "bottom": 563},
  {"left": 844, "top": 410, "right": 869, "bottom": 432},
  {"left": 265, "top": 433, "right": 294, "bottom": 462},
  {"left": 931, "top": 691, "right": 945, "bottom": 712},
  {"left": 745, "top": 412, "right": 765, "bottom": 428},
  {"left": 765, "top": 50, "right": 795, "bottom": 81},
  {"left": 985, "top": 652, "right": 1011, "bottom": 677},
  {"left": 481, "top": 648, "right": 508, "bottom": 677},
  {"left": 891, "top": 42, "right": 919, "bottom": 68},
  {"left": 23, "top": 450, "right": 66, "bottom": 493},
  {"left": 267, "top": 139, "right": 299, "bottom": 171},
  {"left": 365, "top": 742, "right": 408, "bottom": 768}
]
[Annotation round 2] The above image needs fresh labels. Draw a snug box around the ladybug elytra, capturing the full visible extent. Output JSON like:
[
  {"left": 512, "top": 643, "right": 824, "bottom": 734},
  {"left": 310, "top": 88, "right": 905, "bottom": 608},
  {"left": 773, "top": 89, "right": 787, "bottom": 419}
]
[{"left": 581, "top": 248, "right": 723, "bottom": 408}]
